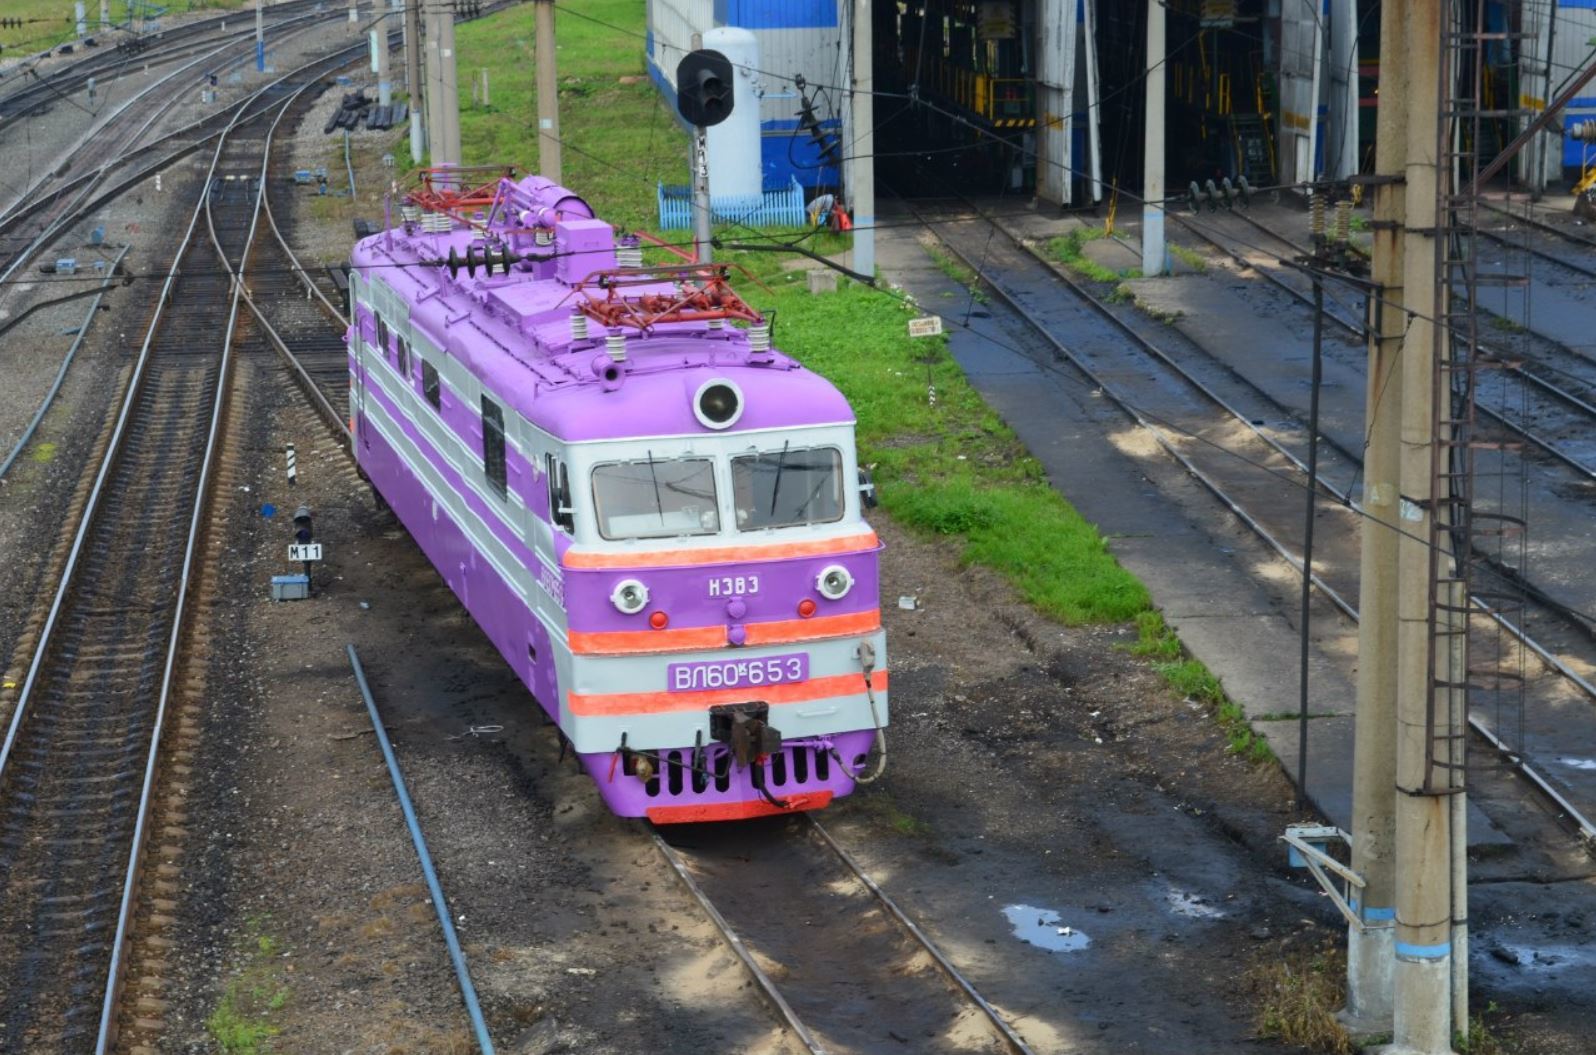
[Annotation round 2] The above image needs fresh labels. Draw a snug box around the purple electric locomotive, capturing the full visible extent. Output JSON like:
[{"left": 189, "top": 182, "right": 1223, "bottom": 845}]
[{"left": 346, "top": 168, "right": 887, "bottom": 822}]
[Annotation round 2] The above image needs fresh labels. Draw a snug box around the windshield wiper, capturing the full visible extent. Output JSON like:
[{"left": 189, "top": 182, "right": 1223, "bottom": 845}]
[
  {"left": 646, "top": 449, "right": 665, "bottom": 524},
  {"left": 768, "top": 440, "right": 791, "bottom": 517},
  {"left": 792, "top": 465, "right": 832, "bottom": 521}
]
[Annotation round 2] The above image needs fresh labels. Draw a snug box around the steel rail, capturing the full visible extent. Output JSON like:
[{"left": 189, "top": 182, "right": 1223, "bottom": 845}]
[
  {"left": 0, "top": 49, "right": 245, "bottom": 1051},
  {"left": 0, "top": 0, "right": 324, "bottom": 116},
  {"left": 648, "top": 830, "right": 829, "bottom": 1054},
  {"left": 806, "top": 817, "right": 1039, "bottom": 1055},
  {"left": 346, "top": 646, "right": 498, "bottom": 1055},
  {"left": 1471, "top": 215, "right": 1596, "bottom": 281},
  {"left": 91, "top": 83, "right": 284, "bottom": 1055},
  {"left": 0, "top": 38, "right": 235, "bottom": 223},
  {"left": 0, "top": 243, "right": 129, "bottom": 482},
  {"left": 1159, "top": 209, "right": 1596, "bottom": 490},
  {"left": 0, "top": 6, "right": 348, "bottom": 286},
  {"left": 923, "top": 213, "right": 1596, "bottom": 843},
  {"left": 238, "top": 63, "right": 356, "bottom": 444},
  {"left": 0, "top": 3, "right": 330, "bottom": 227},
  {"left": 1478, "top": 198, "right": 1596, "bottom": 256}
]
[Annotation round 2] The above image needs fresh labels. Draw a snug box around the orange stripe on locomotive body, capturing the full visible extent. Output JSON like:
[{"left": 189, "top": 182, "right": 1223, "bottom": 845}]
[
  {"left": 646, "top": 791, "right": 834, "bottom": 824},
  {"left": 568, "top": 609, "right": 882, "bottom": 656},
  {"left": 560, "top": 530, "right": 880, "bottom": 570},
  {"left": 743, "top": 609, "right": 879, "bottom": 647},
  {"left": 568, "top": 671, "right": 890, "bottom": 717}
]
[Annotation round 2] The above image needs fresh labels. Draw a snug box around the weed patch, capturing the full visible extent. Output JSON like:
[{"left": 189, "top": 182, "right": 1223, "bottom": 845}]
[
  {"left": 1127, "top": 613, "right": 1272, "bottom": 762},
  {"left": 208, "top": 922, "right": 289, "bottom": 1054},
  {"left": 1048, "top": 228, "right": 1141, "bottom": 283},
  {"left": 1169, "top": 243, "right": 1210, "bottom": 273},
  {"left": 924, "top": 243, "right": 988, "bottom": 303},
  {"left": 1242, "top": 943, "right": 1354, "bottom": 1054}
]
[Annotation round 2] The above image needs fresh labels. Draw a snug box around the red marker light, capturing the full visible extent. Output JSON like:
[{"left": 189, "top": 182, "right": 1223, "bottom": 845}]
[
  {"left": 797, "top": 599, "right": 817, "bottom": 619},
  {"left": 649, "top": 611, "right": 669, "bottom": 630}
]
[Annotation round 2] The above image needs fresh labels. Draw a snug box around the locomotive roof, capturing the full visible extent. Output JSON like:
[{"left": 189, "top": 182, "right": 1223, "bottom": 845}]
[{"left": 349, "top": 175, "right": 853, "bottom": 443}]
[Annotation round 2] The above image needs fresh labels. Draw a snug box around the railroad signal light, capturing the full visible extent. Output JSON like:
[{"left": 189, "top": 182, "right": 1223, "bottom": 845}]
[
  {"left": 675, "top": 49, "right": 735, "bottom": 128},
  {"left": 293, "top": 505, "right": 314, "bottom": 544}
]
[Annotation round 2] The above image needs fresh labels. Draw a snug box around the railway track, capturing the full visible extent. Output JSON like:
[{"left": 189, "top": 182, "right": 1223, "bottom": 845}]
[
  {"left": 0, "top": 2, "right": 331, "bottom": 226},
  {"left": 0, "top": 0, "right": 324, "bottom": 120},
  {"left": 251, "top": 82, "right": 355, "bottom": 440},
  {"left": 910, "top": 199, "right": 1596, "bottom": 842},
  {"left": 655, "top": 818, "right": 1037, "bottom": 1055},
  {"left": 0, "top": 5, "right": 347, "bottom": 287},
  {"left": 0, "top": 23, "right": 408, "bottom": 1044},
  {"left": 0, "top": 86, "right": 270, "bottom": 1052},
  {"left": 1169, "top": 205, "right": 1596, "bottom": 494}
]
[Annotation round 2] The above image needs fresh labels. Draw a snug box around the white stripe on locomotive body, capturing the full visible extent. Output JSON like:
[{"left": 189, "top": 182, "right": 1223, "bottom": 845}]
[
  {"left": 349, "top": 281, "right": 884, "bottom": 755},
  {"left": 565, "top": 633, "right": 887, "bottom": 755}
]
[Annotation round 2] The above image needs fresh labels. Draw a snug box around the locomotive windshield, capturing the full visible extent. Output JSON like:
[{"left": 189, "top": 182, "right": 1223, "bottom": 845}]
[
  {"left": 732, "top": 445, "right": 844, "bottom": 531},
  {"left": 592, "top": 454, "right": 720, "bottom": 540}
]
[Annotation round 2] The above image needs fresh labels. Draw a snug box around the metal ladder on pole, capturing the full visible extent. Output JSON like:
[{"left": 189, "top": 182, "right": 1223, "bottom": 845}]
[{"left": 1425, "top": 1, "right": 1535, "bottom": 797}]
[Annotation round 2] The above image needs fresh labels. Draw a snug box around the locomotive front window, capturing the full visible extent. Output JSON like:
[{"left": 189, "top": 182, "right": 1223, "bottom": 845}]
[
  {"left": 592, "top": 455, "right": 720, "bottom": 540},
  {"left": 732, "top": 445, "right": 845, "bottom": 530}
]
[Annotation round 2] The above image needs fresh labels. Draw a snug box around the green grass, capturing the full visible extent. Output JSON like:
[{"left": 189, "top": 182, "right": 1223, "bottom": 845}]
[
  {"left": 1048, "top": 228, "right": 1141, "bottom": 283},
  {"left": 924, "top": 243, "right": 988, "bottom": 303},
  {"left": 448, "top": 0, "right": 685, "bottom": 233},
  {"left": 1169, "top": 243, "right": 1210, "bottom": 273},
  {"left": 1125, "top": 613, "right": 1272, "bottom": 763},
  {"left": 0, "top": 1, "right": 246, "bottom": 54},
  {"left": 208, "top": 924, "right": 289, "bottom": 1054},
  {"left": 735, "top": 271, "right": 1148, "bottom": 624}
]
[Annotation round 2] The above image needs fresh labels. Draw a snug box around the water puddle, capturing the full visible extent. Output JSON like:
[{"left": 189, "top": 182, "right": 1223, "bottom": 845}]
[
  {"left": 1162, "top": 886, "right": 1226, "bottom": 919},
  {"left": 1002, "top": 904, "right": 1091, "bottom": 952},
  {"left": 1486, "top": 943, "right": 1596, "bottom": 972},
  {"left": 1557, "top": 757, "right": 1596, "bottom": 771}
]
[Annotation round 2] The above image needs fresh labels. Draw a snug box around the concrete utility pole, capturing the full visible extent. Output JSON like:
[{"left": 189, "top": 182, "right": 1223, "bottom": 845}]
[
  {"left": 373, "top": 20, "right": 391, "bottom": 107},
  {"left": 349, "top": 0, "right": 360, "bottom": 31},
  {"left": 405, "top": 0, "right": 424, "bottom": 162},
  {"left": 535, "top": 0, "right": 562, "bottom": 182},
  {"left": 1342, "top": 0, "right": 1406, "bottom": 1032},
  {"left": 404, "top": 0, "right": 421, "bottom": 94},
  {"left": 437, "top": 0, "right": 461, "bottom": 165},
  {"left": 1392, "top": 0, "right": 1457, "bottom": 1049},
  {"left": 75, "top": 1, "right": 86, "bottom": 38},
  {"left": 1141, "top": 0, "right": 1166, "bottom": 275},
  {"left": 424, "top": 2, "right": 445, "bottom": 163},
  {"left": 848, "top": 0, "right": 875, "bottom": 278},
  {"left": 256, "top": 0, "right": 266, "bottom": 72},
  {"left": 100, "top": 0, "right": 109, "bottom": 32}
]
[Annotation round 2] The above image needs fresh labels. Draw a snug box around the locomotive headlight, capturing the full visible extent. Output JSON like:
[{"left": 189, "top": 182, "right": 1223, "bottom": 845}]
[
  {"left": 610, "top": 578, "right": 650, "bottom": 615},
  {"left": 693, "top": 378, "right": 744, "bottom": 430},
  {"left": 816, "top": 564, "right": 853, "bottom": 601}
]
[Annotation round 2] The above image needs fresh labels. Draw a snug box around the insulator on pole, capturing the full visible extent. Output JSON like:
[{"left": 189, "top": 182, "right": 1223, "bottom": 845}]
[{"left": 1333, "top": 199, "right": 1353, "bottom": 243}]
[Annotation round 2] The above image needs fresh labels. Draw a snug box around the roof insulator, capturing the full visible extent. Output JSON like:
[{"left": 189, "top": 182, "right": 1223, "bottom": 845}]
[
  {"left": 606, "top": 333, "right": 627, "bottom": 363},
  {"left": 570, "top": 311, "right": 589, "bottom": 342},
  {"left": 748, "top": 323, "right": 771, "bottom": 353}
]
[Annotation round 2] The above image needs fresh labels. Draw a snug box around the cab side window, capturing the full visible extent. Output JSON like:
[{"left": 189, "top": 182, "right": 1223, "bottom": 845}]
[
  {"left": 481, "top": 397, "right": 508, "bottom": 499},
  {"left": 421, "top": 359, "right": 441, "bottom": 409},
  {"left": 545, "top": 453, "right": 574, "bottom": 534}
]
